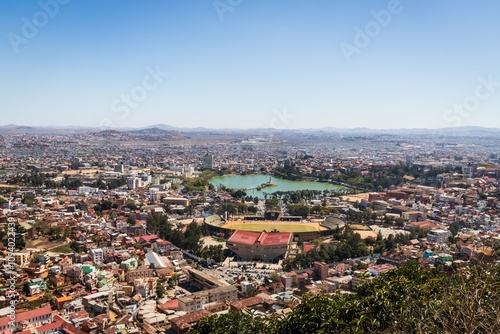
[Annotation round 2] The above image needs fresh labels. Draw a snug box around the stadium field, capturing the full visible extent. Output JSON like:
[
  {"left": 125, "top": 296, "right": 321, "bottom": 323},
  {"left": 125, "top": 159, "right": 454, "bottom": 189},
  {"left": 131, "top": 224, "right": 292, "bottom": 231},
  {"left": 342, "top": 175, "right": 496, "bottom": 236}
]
[{"left": 224, "top": 221, "right": 325, "bottom": 233}]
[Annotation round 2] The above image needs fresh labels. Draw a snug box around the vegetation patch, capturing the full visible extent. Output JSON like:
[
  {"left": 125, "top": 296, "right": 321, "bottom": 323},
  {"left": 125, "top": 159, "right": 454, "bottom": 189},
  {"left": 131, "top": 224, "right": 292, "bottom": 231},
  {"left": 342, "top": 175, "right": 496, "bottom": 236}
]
[{"left": 191, "top": 262, "right": 500, "bottom": 334}]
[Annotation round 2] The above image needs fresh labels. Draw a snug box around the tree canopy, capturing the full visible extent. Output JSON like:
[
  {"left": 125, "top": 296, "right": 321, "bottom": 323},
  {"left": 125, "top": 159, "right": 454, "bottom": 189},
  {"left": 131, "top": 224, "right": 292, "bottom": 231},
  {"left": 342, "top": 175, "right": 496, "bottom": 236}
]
[{"left": 190, "top": 262, "right": 500, "bottom": 334}]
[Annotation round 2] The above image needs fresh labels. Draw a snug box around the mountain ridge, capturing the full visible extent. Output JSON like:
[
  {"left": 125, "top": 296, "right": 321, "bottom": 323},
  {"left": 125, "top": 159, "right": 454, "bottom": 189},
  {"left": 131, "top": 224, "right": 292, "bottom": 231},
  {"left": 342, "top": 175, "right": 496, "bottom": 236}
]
[{"left": 1, "top": 123, "right": 500, "bottom": 136}]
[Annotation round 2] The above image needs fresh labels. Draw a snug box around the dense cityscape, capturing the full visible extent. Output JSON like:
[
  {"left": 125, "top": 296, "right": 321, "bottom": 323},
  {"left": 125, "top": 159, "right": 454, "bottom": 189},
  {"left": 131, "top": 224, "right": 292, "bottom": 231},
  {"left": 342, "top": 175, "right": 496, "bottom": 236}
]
[
  {"left": 3, "top": 0, "right": 500, "bottom": 333},
  {"left": 0, "top": 127, "right": 499, "bottom": 333}
]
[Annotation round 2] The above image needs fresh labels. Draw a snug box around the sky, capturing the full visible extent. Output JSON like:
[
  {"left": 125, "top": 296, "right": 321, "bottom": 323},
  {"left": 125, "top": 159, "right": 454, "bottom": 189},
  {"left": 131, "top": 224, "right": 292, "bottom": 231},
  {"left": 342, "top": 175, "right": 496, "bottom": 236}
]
[{"left": 1, "top": 0, "right": 500, "bottom": 130}]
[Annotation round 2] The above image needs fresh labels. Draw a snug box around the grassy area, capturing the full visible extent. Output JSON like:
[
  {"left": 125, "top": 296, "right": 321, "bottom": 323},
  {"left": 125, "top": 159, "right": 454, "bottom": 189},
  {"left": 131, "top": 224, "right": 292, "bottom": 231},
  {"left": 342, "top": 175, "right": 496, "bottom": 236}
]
[
  {"left": 477, "top": 163, "right": 497, "bottom": 168},
  {"left": 225, "top": 222, "right": 323, "bottom": 232},
  {"left": 49, "top": 244, "right": 73, "bottom": 253}
]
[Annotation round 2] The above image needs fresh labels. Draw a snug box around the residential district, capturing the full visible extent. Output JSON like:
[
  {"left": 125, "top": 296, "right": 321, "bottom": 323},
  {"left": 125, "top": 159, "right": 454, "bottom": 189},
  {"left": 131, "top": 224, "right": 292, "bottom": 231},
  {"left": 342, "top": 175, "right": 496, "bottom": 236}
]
[{"left": 0, "top": 129, "right": 499, "bottom": 333}]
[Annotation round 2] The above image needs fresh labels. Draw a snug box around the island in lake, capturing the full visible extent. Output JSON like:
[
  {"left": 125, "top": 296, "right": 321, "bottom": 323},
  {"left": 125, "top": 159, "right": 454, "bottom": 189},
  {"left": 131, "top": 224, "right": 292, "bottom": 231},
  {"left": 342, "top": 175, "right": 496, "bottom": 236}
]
[{"left": 256, "top": 176, "right": 277, "bottom": 190}]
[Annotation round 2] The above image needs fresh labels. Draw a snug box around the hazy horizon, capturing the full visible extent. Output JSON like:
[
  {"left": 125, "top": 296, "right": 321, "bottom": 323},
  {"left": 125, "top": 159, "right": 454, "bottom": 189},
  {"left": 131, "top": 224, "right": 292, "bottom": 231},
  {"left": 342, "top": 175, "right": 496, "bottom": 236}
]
[
  {"left": 3, "top": 123, "right": 500, "bottom": 133},
  {"left": 2, "top": 1, "right": 499, "bottom": 130}
]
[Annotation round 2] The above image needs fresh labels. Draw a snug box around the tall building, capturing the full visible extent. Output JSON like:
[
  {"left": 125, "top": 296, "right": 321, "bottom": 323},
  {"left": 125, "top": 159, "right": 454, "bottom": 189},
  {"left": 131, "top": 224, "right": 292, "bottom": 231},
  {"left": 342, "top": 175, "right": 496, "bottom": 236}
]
[
  {"left": 90, "top": 248, "right": 104, "bottom": 264},
  {"left": 462, "top": 164, "right": 477, "bottom": 178},
  {"left": 313, "top": 261, "right": 329, "bottom": 280},
  {"left": 202, "top": 154, "right": 213, "bottom": 170},
  {"left": 427, "top": 229, "right": 452, "bottom": 244},
  {"left": 127, "top": 177, "right": 141, "bottom": 190}
]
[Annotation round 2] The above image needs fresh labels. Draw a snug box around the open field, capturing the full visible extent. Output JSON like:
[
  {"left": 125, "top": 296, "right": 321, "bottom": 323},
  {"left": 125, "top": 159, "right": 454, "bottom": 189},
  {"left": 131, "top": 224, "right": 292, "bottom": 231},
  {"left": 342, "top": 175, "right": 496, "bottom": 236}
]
[
  {"left": 371, "top": 225, "right": 409, "bottom": 238},
  {"left": 354, "top": 230, "right": 378, "bottom": 239},
  {"left": 26, "top": 236, "right": 69, "bottom": 250},
  {"left": 349, "top": 224, "right": 370, "bottom": 230},
  {"left": 202, "top": 236, "right": 226, "bottom": 247},
  {"left": 341, "top": 192, "right": 370, "bottom": 202},
  {"left": 224, "top": 221, "right": 325, "bottom": 233},
  {"left": 63, "top": 169, "right": 101, "bottom": 175}
]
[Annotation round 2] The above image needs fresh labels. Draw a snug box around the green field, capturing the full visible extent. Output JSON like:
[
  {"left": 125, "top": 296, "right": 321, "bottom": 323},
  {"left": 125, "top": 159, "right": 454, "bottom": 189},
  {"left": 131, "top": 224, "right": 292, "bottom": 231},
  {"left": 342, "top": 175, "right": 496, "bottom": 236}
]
[
  {"left": 225, "top": 222, "right": 323, "bottom": 233},
  {"left": 350, "top": 224, "right": 370, "bottom": 230}
]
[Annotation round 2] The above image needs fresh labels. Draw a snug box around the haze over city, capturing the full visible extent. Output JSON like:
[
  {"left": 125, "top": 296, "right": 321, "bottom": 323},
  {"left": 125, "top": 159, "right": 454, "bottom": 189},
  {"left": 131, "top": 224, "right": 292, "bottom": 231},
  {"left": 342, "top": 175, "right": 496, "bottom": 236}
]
[{"left": 2, "top": 0, "right": 500, "bottom": 129}]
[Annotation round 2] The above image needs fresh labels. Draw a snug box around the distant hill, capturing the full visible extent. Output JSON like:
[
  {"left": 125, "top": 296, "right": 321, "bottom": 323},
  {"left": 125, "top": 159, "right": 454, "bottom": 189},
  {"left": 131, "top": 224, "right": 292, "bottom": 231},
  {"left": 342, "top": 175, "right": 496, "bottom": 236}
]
[
  {"left": 1, "top": 123, "right": 500, "bottom": 137},
  {"left": 127, "top": 127, "right": 175, "bottom": 135},
  {"left": 144, "top": 124, "right": 178, "bottom": 131},
  {"left": 0, "top": 124, "right": 37, "bottom": 133}
]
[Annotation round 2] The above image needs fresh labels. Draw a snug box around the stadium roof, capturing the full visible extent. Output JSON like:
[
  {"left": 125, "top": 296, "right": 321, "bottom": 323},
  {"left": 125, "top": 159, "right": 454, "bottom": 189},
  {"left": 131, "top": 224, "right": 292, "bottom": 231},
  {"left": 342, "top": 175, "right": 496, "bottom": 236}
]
[{"left": 228, "top": 230, "right": 291, "bottom": 246}]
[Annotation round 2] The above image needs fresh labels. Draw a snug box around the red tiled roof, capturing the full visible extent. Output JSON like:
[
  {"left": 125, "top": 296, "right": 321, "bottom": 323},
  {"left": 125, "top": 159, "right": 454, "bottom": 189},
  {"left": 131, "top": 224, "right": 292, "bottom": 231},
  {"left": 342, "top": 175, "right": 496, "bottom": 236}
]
[
  {"left": 171, "top": 310, "right": 211, "bottom": 330},
  {"left": 410, "top": 220, "right": 444, "bottom": 230},
  {"left": 161, "top": 299, "right": 178, "bottom": 309},
  {"left": 134, "top": 235, "right": 158, "bottom": 243},
  {"left": 0, "top": 305, "right": 52, "bottom": 327},
  {"left": 228, "top": 230, "right": 291, "bottom": 246},
  {"left": 228, "top": 230, "right": 259, "bottom": 245},
  {"left": 35, "top": 320, "right": 63, "bottom": 333},
  {"left": 259, "top": 232, "right": 291, "bottom": 246}
]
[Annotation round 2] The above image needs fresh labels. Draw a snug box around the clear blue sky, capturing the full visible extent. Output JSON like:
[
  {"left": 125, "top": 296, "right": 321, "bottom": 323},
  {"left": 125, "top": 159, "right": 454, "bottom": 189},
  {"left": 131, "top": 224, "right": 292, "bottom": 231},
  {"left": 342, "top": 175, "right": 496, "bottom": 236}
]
[{"left": 1, "top": 0, "right": 499, "bottom": 129}]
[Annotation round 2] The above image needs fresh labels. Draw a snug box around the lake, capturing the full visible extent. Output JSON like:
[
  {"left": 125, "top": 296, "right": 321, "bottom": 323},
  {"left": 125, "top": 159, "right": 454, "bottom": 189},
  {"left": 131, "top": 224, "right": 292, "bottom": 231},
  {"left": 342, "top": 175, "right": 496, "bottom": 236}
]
[{"left": 209, "top": 175, "right": 345, "bottom": 198}]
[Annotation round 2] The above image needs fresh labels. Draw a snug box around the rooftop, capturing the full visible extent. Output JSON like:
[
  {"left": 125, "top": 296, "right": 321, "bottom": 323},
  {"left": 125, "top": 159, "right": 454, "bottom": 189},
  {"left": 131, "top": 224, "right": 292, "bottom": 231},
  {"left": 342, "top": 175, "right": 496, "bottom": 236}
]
[{"left": 228, "top": 230, "right": 291, "bottom": 246}]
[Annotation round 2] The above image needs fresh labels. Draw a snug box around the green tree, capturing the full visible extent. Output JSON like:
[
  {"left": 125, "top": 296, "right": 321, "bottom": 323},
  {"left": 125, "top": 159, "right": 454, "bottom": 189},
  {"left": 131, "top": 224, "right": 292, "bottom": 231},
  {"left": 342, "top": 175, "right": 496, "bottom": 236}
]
[
  {"left": 127, "top": 215, "right": 136, "bottom": 225},
  {"left": 156, "top": 284, "right": 166, "bottom": 298}
]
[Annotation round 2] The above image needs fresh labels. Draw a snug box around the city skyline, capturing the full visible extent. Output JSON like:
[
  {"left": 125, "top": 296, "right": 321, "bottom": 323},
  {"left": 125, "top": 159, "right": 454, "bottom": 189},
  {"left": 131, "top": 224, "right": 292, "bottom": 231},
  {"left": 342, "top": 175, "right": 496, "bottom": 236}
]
[{"left": 1, "top": 0, "right": 500, "bottom": 129}]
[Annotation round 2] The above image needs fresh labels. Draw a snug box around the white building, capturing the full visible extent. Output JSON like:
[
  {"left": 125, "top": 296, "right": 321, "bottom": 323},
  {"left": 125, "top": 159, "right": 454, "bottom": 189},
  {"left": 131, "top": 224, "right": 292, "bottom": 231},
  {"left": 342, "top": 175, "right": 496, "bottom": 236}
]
[
  {"left": 90, "top": 248, "right": 104, "bottom": 264},
  {"left": 127, "top": 177, "right": 141, "bottom": 190},
  {"left": 427, "top": 229, "right": 452, "bottom": 244},
  {"left": 78, "top": 186, "right": 99, "bottom": 195},
  {"left": 240, "top": 281, "right": 255, "bottom": 293}
]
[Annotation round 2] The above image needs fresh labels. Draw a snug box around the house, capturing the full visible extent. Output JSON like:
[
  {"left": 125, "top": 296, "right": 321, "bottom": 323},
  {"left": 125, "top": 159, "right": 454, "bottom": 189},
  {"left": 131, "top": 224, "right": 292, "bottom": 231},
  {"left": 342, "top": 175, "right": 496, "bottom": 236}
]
[
  {"left": 368, "top": 264, "right": 397, "bottom": 277},
  {"left": 230, "top": 296, "right": 267, "bottom": 313},
  {"left": 54, "top": 296, "right": 73, "bottom": 311},
  {"left": 170, "top": 309, "right": 211, "bottom": 333},
  {"left": 0, "top": 305, "right": 53, "bottom": 332},
  {"left": 24, "top": 278, "right": 47, "bottom": 296},
  {"left": 33, "top": 320, "right": 63, "bottom": 334},
  {"left": 13, "top": 251, "right": 30, "bottom": 266}
]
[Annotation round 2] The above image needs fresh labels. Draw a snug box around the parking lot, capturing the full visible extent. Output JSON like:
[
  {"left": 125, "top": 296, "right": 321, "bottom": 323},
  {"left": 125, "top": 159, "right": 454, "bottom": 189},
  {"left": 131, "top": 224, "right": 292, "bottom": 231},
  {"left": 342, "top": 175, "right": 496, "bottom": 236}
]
[{"left": 200, "top": 264, "right": 279, "bottom": 285}]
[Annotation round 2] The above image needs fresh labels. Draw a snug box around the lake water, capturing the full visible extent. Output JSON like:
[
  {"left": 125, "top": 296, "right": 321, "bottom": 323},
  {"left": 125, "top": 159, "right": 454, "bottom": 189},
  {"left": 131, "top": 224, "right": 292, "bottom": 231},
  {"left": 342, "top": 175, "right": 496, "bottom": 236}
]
[{"left": 209, "top": 175, "right": 345, "bottom": 198}]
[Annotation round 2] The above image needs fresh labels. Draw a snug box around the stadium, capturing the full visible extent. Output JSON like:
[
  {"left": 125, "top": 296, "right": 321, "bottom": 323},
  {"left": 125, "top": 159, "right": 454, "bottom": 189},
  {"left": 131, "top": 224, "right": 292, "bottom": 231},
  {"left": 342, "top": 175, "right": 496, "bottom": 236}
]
[{"left": 204, "top": 215, "right": 345, "bottom": 241}]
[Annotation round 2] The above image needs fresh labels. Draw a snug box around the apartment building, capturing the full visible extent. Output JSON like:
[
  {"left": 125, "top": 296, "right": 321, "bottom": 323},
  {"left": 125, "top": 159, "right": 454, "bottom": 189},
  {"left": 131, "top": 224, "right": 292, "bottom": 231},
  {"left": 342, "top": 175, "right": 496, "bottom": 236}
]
[{"left": 177, "top": 285, "right": 237, "bottom": 313}]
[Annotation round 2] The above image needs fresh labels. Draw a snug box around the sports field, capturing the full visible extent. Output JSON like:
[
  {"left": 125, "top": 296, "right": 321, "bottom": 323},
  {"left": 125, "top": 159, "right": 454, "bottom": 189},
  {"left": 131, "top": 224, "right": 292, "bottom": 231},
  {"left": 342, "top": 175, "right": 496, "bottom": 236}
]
[
  {"left": 224, "top": 221, "right": 325, "bottom": 233},
  {"left": 349, "top": 224, "right": 371, "bottom": 230},
  {"left": 354, "top": 230, "right": 378, "bottom": 239}
]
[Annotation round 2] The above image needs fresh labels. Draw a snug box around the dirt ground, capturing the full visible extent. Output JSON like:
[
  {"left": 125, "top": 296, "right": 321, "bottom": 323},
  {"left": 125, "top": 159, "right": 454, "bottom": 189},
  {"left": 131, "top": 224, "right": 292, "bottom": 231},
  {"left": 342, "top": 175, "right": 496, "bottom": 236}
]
[
  {"left": 26, "top": 236, "right": 69, "bottom": 251},
  {"left": 201, "top": 236, "right": 226, "bottom": 247},
  {"left": 341, "top": 192, "right": 371, "bottom": 202},
  {"left": 353, "top": 230, "right": 378, "bottom": 239}
]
